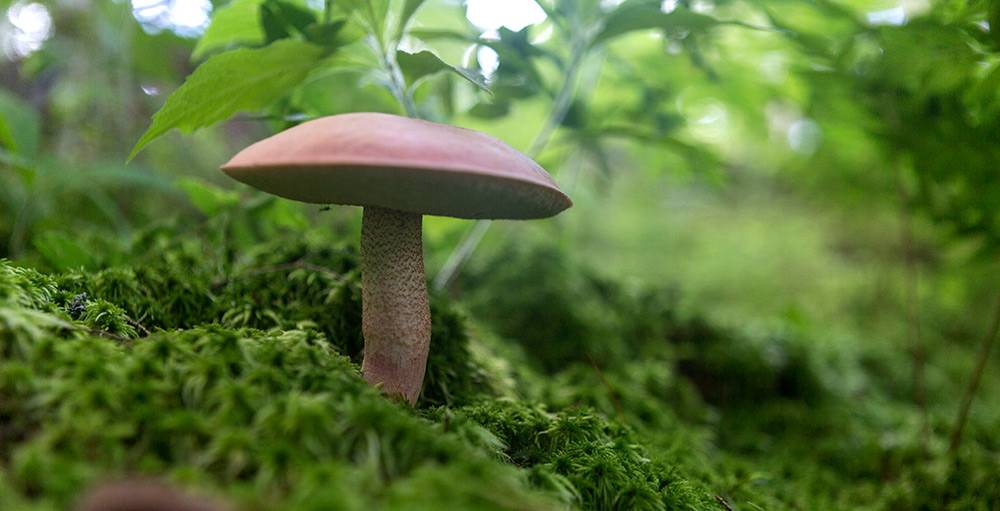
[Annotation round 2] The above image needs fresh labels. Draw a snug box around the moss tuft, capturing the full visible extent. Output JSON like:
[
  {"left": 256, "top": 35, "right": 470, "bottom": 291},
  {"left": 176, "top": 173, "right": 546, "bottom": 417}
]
[
  {"left": 448, "top": 400, "right": 720, "bottom": 510},
  {"left": 0, "top": 319, "right": 558, "bottom": 510}
]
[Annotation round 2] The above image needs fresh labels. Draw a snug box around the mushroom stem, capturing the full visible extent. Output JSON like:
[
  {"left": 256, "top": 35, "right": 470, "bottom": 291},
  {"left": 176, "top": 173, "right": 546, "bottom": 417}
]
[{"left": 360, "top": 206, "right": 431, "bottom": 404}]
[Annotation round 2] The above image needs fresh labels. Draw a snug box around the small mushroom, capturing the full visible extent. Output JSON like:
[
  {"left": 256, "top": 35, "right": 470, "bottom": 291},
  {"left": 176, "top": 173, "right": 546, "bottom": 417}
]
[
  {"left": 222, "top": 112, "right": 571, "bottom": 404},
  {"left": 75, "top": 480, "right": 229, "bottom": 511}
]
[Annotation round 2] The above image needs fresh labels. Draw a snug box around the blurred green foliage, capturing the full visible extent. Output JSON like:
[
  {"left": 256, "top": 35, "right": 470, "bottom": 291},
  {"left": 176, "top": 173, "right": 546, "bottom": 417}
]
[{"left": 2, "top": 0, "right": 1000, "bottom": 509}]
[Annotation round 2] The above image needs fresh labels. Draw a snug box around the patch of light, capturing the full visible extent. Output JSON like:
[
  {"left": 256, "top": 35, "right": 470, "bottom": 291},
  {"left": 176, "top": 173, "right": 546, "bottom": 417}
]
[
  {"left": 2, "top": 2, "right": 53, "bottom": 59},
  {"left": 694, "top": 102, "right": 726, "bottom": 125},
  {"left": 866, "top": 6, "right": 906, "bottom": 26},
  {"left": 600, "top": 0, "right": 625, "bottom": 10},
  {"left": 531, "top": 24, "right": 553, "bottom": 44},
  {"left": 131, "top": 0, "right": 212, "bottom": 38},
  {"left": 691, "top": 102, "right": 729, "bottom": 142},
  {"left": 766, "top": 102, "right": 822, "bottom": 155},
  {"left": 477, "top": 45, "right": 499, "bottom": 77},
  {"left": 140, "top": 84, "right": 161, "bottom": 96},
  {"left": 661, "top": 0, "right": 678, "bottom": 13},
  {"left": 691, "top": 0, "right": 714, "bottom": 13},
  {"left": 468, "top": 31, "right": 500, "bottom": 80},
  {"left": 787, "top": 119, "right": 822, "bottom": 155},
  {"left": 977, "top": 20, "right": 990, "bottom": 31},
  {"left": 397, "top": 35, "right": 420, "bottom": 53},
  {"left": 465, "top": 0, "right": 546, "bottom": 31},
  {"left": 759, "top": 51, "right": 786, "bottom": 83}
]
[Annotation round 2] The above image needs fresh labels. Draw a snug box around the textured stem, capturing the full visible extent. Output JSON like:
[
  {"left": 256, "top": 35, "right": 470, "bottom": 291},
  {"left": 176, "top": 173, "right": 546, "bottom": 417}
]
[{"left": 360, "top": 206, "right": 431, "bottom": 404}]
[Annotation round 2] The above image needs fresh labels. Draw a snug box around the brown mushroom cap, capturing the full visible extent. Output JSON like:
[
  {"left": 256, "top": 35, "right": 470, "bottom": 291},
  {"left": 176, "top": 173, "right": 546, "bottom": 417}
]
[
  {"left": 75, "top": 480, "right": 228, "bottom": 511},
  {"left": 221, "top": 112, "right": 571, "bottom": 219}
]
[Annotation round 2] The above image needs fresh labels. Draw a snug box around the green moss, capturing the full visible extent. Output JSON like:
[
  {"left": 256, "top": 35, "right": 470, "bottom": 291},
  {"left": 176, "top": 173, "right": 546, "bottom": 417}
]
[
  {"left": 1, "top": 212, "right": 997, "bottom": 511},
  {"left": 0, "top": 246, "right": 724, "bottom": 510},
  {"left": 460, "top": 244, "right": 681, "bottom": 373},
  {"left": 881, "top": 454, "right": 1000, "bottom": 511},
  {"left": 0, "top": 321, "right": 559, "bottom": 510},
  {"left": 0, "top": 261, "right": 59, "bottom": 311},
  {"left": 672, "top": 322, "right": 826, "bottom": 407},
  {"left": 446, "top": 401, "right": 719, "bottom": 510},
  {"left": 79, "top": 299, "right": 138, "bottom": 339},
  {"left": 49, "top": 230, "right": 494, "bottom": 407}
]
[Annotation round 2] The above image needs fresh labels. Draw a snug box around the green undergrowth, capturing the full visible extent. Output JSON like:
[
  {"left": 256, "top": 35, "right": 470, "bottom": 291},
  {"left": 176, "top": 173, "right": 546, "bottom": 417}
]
[
  {"left": 0, "top": 216, "right": 720, "bottom": 510},
  {"left": 461, "top": 243, "right": 1000, "bottom": 510},
  {"left": 0, "top": 209, "right": 997, "bottom": 510},
  {"left": 0, "top": 261, "right": 712, "bottom": 510}
]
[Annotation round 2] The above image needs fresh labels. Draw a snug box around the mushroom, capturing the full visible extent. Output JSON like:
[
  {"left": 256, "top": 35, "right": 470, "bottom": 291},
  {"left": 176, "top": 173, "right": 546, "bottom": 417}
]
[
  {"left": 221, "top": 112, "right": 571, "bottom": 403},
  {"left": 75, "top": 480, "right": 229, "bottom": 511}
]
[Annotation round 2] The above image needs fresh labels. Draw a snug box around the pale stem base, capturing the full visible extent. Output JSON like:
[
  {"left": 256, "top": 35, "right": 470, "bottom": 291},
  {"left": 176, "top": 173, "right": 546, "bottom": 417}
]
[{"left": 360, "top": 206, "right": 431, "bottom": 404}]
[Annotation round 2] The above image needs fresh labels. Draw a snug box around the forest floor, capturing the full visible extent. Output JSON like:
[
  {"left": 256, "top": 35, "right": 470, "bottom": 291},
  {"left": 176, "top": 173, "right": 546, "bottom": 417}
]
[{"left": 1, "top": 202, "right": 998, "bottom": 511}]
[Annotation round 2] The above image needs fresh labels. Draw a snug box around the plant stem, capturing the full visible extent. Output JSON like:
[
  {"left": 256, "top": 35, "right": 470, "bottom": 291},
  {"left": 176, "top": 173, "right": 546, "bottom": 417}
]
[
  {"left": 431, "top": 218, "right": 491, "bottom": 290},
  {"left": 897, "top": 168, "right": 928, "bottom": 453},
  {"left": 382, "top": 49, "right": 420, "bottom": 118},
  {"left": 948, "top": 291, "right": 1000, "bottom": 455},
  {"left": 431, "top": 34, "right": 591, "bottom": 291},
  {"left": 527, "top": 36, "right": 588, "bottom": 157},
  {"left": 363, "top": 12, "right": 418, "bottom": 119}
]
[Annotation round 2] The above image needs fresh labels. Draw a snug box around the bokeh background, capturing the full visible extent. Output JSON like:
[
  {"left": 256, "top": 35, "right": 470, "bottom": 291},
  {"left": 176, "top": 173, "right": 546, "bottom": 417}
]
[{"left": 1, "top": 0, "right": 999, "bottom": 510}]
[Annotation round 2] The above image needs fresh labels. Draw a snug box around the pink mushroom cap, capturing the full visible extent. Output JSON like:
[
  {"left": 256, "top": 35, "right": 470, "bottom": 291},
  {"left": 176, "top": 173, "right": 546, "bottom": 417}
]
[{"left": 221, "top": 112, "right": 571, "bottom": 219}]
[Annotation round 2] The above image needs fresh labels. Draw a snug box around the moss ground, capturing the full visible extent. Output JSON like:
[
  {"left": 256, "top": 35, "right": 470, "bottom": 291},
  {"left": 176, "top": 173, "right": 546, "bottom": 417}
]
[{"left": 0, "top": 208, "right": 997, "bottom": 510}]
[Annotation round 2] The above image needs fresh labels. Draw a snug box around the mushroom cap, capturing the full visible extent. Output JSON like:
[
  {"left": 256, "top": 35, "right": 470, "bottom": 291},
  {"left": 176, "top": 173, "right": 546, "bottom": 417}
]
[
  {"left": 75, "top": 480, "right": 228, "bottom": 511},
  {"left": 221, "top": 112, "right": 572, "bottom": 220}
]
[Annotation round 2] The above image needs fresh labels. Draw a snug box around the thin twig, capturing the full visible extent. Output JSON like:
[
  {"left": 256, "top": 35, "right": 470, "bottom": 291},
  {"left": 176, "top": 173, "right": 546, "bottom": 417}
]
[
  {"left": 380, "top": 44, "right": 420, "bottom": 118},
  {"left": 354, "top": 5, "right": 419, "bottom": 119},
  {"left": 948, "top": 292, "right": 1000, "bottom": 455},
  {"left": 126, "top": 315, "right": 151, "bottom": 337},
  {"left": 367, "top": 14, "right": 419, "bottom": 120},
  {"left": 897, "top": 169, "right": 928, "bottom": 452},
  {"left": 526, "top": 36, "right": 589, "bottom": 157},
  {"left": 906, "top": 263, "right": 929, "bottom": 450},
  {"left": 714, "top": 495, "right": 734, "bottom": 511},
  {"left": 585, "top": 353, "right": 623, "bottom": 417},
  {"left": 432, "top": 31, "right": 593, "bottom": 291},
  {"left": 431, "top": 219, "right": 491, "bottom": 291}
]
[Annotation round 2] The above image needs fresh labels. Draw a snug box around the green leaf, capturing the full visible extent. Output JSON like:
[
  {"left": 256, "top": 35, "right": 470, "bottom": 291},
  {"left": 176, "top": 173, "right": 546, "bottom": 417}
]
[
  {"left": 467, "top": 100, "right": 511, "bottom": 119},
  {"left": 303, "top": 19, "right": 352, "bottom": 46},
  {"left": 340, "top": 0, "right": 389, "bottom": 41},
  {"left": 396, "top": 50, "right": 490, "bottom": 94},
  {"left": 991, "top": 3, "right": 1000, "bottom": 48},
  {"left": 0, "top": 90, "right": 40, "bottom": 158},
  {"left": 260, "top": 197, "right": 309, "bottom": 229},
  {"left": 0, "top": 148, "right": 34, "bottom": 170},
  {"left": 192, "top": 0, "right": 266, "bottom": 60},
  {"left": 176, "top": 177, "right": 240, "bottom": 216},
  {"left": 32, "top": 232, "right": 95, "bottom": 270},
  {"left": 409, "top": 29, "right": 478, "bottom": 43},
  {"left": 394, "top": 0, "right": 426, "bottom": 41},
  {"left": 129, "top": 40, "right": 325, "bottom": 160},
  {"left": 261, "top": 0, "right": 317, "bottom": 43},
  {"left": 555, "top": 0, "right": 601, "bottom": 26},
  {"left": 594, "top": 1, "right": 721, "bottom": 45}
]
